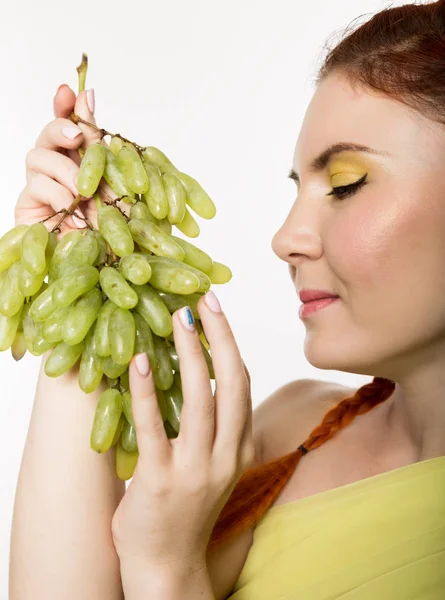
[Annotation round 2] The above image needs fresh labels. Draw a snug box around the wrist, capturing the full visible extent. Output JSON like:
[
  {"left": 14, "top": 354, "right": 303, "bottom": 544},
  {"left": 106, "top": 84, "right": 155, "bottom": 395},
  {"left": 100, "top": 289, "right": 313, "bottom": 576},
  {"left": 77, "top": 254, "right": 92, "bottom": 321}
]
[{"left": 119, "top": 555, "right": 212, "bottom": 600}]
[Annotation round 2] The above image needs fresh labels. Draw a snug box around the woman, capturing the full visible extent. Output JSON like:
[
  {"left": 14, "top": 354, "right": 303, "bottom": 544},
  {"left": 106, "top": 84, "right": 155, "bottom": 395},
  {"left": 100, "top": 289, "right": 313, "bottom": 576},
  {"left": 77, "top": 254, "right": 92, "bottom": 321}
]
[{"left": 9, "top": 1, "right": 445, "bottom": 598}]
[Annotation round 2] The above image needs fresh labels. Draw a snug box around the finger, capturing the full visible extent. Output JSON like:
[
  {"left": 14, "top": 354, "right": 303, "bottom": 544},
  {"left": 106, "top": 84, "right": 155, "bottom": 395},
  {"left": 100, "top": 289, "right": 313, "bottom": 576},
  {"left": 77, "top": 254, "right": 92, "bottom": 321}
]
[
  {"left": 26, "top": 147, "right": 80, "bottom": 197},
  {"left": 73, "top": 88, "right": 102, "bottom": 149},
  {"left": 240, "top": 361, "right": 254, "bottom": 467},
  {"left": 172, "top": 307, "right": 215, "bottom": 458},
  {"left": 17, "top": 173, "right": 85, "bottom": 229},
  {"left": 128, "top": 352, "right": 171, "bottom": 468},
  {"left": 34, "top": 117, "right": 84, "bottom": 152},
  {"left": 196, "top": 292, "right": 249, "bottom": 458},
  {"left": 53, "top": 84, "right": 76, "bottom": 119}
]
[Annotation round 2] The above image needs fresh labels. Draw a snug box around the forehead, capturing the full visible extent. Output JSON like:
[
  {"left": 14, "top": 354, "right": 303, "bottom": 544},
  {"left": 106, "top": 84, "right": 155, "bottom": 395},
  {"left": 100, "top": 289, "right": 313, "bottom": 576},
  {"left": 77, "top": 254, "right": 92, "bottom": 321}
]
[{"left": 293, "top": 72, "right": 432, "bottom": 169}]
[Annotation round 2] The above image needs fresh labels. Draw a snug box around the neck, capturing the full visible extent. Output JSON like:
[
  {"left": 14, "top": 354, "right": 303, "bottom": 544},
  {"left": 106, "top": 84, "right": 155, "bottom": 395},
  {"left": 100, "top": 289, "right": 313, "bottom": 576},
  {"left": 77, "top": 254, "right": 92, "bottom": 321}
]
[{"left": 384, "top": 379, "right": 445, "bottom": 461}]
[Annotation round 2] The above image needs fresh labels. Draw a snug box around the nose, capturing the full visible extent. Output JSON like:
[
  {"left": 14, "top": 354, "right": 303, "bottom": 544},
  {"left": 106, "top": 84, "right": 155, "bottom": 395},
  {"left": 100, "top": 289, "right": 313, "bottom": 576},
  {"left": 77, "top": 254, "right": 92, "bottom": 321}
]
[{"left": 271, "top": 213, "right": 323, "bottom": 267}]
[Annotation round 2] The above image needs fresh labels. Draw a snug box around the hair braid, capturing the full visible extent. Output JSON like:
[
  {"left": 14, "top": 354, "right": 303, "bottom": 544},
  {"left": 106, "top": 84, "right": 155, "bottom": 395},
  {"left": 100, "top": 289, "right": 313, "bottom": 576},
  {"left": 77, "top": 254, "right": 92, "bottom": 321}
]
[{"left": 207, "top": 377, "right": 395, "bottom": 553}]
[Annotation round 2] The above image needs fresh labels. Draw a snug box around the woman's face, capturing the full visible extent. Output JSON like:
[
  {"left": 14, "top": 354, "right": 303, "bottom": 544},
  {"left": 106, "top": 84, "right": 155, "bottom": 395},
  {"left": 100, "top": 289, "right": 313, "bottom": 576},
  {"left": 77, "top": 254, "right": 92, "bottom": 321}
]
[{"left": 271, "top": 71, "right": 445, "bottom": 381}]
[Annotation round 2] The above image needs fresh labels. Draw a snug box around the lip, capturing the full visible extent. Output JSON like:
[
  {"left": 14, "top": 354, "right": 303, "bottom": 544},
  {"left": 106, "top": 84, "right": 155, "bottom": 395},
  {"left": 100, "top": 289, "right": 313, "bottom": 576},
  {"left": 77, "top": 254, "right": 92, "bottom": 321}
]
[
  {"left": 299, "top": 296, "right": 339, "bottom": 319},
  {"left": 298, "top": 289, "right": 339, "bottom": 303}
]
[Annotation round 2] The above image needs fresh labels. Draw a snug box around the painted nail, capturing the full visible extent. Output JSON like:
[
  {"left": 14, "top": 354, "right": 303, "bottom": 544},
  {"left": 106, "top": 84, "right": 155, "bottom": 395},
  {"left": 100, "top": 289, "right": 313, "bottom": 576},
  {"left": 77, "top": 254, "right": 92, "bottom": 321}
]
[
  {"left": 72, "top": 211, "right": 85, "bottom": 229},
  {"left": 179, "top": 306, "right": 195, "bottom": 331},
  {"left": 204, "top": 290, "right": 222, "bottom": 313},
  {"left": 62, "top": 125, "right": 82, "bottom": 140},
  {"left": 86, "top": 88, "right": 95, "bottom": 114},
  {"left": 135, "top": 352, "right": 150, "bottom": 376}
]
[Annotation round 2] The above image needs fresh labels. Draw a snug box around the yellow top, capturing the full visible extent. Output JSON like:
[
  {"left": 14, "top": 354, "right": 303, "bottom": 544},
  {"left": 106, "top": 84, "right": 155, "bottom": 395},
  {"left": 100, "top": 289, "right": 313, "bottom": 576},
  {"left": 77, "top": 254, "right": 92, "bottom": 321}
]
[{"left": 230, "top": 455, "right": 445, "bottom": 599}]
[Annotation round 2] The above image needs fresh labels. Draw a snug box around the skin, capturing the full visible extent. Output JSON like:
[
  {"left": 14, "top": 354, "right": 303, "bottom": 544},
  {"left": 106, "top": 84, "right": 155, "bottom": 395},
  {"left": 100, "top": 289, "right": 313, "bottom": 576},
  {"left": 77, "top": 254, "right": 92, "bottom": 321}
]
[{"left": 271, "top": 70, "right": 445, "bottom": 462}]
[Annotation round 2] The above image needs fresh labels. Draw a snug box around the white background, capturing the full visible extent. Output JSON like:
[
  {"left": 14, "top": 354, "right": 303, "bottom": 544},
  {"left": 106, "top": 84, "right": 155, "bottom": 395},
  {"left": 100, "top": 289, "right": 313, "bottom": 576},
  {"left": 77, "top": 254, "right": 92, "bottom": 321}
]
[{"left": 0, "top": 0, "right": 395, "bottom": 595}]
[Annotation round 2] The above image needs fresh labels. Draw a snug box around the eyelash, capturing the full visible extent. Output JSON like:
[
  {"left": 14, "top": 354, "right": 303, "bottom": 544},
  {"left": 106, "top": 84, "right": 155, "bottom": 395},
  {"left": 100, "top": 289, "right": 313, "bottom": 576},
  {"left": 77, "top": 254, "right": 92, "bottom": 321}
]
[{"left": 327, "top": 173, "right": 368, "bottom": 200}]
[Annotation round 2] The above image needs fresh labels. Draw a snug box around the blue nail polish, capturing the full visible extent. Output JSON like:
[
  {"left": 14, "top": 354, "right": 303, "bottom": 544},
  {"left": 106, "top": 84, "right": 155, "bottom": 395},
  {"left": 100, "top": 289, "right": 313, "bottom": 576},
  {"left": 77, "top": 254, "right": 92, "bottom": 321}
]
[
  {"left": 186, "top": 307, "right": 195, "bottom": 327},
  {"left": 180, "top": 306, "right": 195, "bottom": 331}
]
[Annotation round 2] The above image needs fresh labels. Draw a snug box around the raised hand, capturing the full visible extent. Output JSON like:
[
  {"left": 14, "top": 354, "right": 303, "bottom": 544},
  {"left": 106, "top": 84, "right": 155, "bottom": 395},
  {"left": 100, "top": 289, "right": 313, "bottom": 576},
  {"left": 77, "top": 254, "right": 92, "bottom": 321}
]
[
  {"left": 111, "top": 291, "right": 255, "bottom": 570},
  {"left": 15, "top": 85, "right": 107, "bottom": 236}
]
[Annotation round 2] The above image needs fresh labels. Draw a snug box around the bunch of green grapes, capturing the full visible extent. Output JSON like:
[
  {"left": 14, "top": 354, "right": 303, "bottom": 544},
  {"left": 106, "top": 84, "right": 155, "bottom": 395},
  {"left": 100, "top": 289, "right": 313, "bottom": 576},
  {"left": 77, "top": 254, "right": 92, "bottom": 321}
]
[{"left": 0, "top": 122, "right": 231, "bottom": 481}]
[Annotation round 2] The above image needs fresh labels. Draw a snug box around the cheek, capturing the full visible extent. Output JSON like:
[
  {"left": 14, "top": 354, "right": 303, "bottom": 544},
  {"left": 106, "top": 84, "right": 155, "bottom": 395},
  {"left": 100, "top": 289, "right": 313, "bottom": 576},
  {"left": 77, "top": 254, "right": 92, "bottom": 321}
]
[{"left": 327, "top": 189, "right": 445, "bottom": 311}]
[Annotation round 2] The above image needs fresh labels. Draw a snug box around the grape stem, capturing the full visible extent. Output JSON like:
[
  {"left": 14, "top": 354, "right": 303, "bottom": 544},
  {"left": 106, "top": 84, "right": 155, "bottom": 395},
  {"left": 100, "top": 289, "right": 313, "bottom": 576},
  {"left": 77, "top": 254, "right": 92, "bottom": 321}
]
[{"left": 69, "top": 112, "right": 147, "bottom": 154}]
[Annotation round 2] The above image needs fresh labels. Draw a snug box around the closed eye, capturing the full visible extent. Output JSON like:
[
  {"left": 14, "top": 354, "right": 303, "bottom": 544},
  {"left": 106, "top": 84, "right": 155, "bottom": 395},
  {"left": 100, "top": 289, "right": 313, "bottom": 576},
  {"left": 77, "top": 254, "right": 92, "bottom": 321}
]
[{"left": 327, "top": 173, "right": 368, "bottom": 200}]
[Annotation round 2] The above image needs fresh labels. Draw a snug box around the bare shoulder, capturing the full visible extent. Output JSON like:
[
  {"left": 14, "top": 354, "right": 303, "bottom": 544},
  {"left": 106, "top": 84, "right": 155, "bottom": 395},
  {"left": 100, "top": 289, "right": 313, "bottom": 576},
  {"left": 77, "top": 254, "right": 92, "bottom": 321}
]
[
  {"left": 207, "top": 378, "right": 355, "bottom": 600},
  {"left": 256, "top": 379, "right": 357, "bottom": 462}
]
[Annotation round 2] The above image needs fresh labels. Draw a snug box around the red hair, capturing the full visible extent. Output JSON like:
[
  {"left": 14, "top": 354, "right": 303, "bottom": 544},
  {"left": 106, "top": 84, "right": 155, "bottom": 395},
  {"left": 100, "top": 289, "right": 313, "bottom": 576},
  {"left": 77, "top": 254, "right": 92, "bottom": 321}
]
[{"left": 208, "top": 0, "right": 445, "bottom": 554}]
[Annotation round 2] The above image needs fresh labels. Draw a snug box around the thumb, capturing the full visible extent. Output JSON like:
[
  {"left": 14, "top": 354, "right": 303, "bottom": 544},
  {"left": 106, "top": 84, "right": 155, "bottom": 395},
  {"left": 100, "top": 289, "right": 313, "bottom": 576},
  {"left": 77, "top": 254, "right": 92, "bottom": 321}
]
[
  {"left": 53, "top": 84, "right": 76, "bottom": 119},
  {"left": 74, "top": 88, "right": 102, "bottom": 149}
]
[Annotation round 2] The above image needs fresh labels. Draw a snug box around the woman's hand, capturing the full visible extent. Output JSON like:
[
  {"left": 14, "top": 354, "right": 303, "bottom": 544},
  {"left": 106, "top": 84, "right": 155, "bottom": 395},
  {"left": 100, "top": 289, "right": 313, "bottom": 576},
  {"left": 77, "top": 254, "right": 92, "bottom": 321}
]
[
  {"left": 111, "top": 291, "right": 255, "bottom": 569},
  {"left": 15, "top": 84, "right": 110, "bottom": 235}
]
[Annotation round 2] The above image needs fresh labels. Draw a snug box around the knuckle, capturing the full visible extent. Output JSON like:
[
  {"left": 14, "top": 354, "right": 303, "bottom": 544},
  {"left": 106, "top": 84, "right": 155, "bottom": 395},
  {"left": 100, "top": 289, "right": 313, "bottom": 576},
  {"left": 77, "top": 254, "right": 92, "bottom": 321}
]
[
  {"left": 25, "top": 148, "right": 37, "bottom": 170},
  {"left": 201, "top": 398, "right": 215, "bottom": 421}
]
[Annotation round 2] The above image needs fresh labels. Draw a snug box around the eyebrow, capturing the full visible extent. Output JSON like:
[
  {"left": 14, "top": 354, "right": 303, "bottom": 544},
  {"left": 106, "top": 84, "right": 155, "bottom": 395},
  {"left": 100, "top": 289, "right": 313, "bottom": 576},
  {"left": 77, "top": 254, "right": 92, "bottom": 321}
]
[{"left": 288, "top": 142, "right": 390, "bottom": 184}]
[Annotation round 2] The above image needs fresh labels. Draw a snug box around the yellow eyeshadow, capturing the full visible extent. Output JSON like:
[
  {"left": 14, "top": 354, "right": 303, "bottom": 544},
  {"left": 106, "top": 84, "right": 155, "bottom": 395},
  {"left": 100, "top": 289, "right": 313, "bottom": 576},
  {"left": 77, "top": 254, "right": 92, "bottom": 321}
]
[{"left": 328, "top": 156, "right": 368, "bottom": 187}]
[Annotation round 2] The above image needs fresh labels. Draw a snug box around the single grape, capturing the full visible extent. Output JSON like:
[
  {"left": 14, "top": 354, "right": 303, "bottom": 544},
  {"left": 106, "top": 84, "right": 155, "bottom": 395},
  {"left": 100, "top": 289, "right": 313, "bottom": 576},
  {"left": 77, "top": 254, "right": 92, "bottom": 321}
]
[
  {"left": 0, "top": 224, "right": 28, "bottom": 274},
  {"left": 158, "top": 291, "right": 201, "bottom": 320},
  {"left": 164, "top": 382, "right": 183, "bottom": 434},
  {"left": 49, "top": 230, "right": 83, "bottom": 281},
  {"left": 90, "top": 388, "right": 123, "bottom": 453},
  {"left": 162, "top": 173, "right": 187, "bottom": 225},
  {"left": 78, "top": 324, "right": 104, "bottom": 394},
  {"left": 122, "top": 390, "right": 134, "bottom": 427},
  {"left": 109, "top": 136, "right": 124, "bottom": 156},
  {"left": 170, "top": 235, "right": 213, "bottom": 274},
  {"left": 148, "top": 264, "right": 200, "bottom": 295},
  {"left": 99, "top": 267, "right": 138, "bottom": 309},
  {"left": 0, "top": 305, "right": 23, "bottom": 351},
  {"left": 77, "top": 142, "right": 107, "bottom": 197},
  {"left": 115, "top": 438, "right": 139, "bottom": 481},
  {"left": 142, "top": 146, "right": 179, "bottom": 175},
  {"left": 97, "top": 204, "right": 134, "bottom": 257},
  {"left": 152, "top": 334, "right": 174, "bottom": 391},
  {"left": 11, "top": 329, "right": 27, "bottom": 361},
  {"left": 53, "top": 265, "right": 99, "bottom": 309},
  {"left": 108, "top": 307, "right": 135, "bottom": 366},
  {"left": 119, "top": 253, "right": 152, "bottom": 285},
  {"left": 141, "top": 162, "right": 169, "bottom": 219},
  {"left": 95, "top": 299, "right": 117, "bottom": 357},
  {"left": 176, "top": 171, "right": 216, "bottom": 219},
  {"left": 132, "top": 283, "right": 173, "bottom": 338},
  {"left": 111, "top": 413, "right": 125, "bottom": 447},
  {"left": 21, "top": 222, "right": 48, "bottom": 275},
  {"left": 128, "top": 218, "right": 184, "bottom": 260},
  {"left": 44, "top": 340, "right": 84, "bottom": 377},
  {"left": 103, "top": 147, "right": 136, "bottom": 201},
  {"left": 175, "top": 207, "right": 200, "bottom": 238},
  {"left": 103, "top": 355, "right": 128, "bottom": 379},
  {"left": 207, "top": 261, "right": 232, "bottom": 284},
  {"left": 142, "top": 255, "right": 210, "bottom": 293},
  {"left": 62, "top": 287, "right": 102, "bottom": 346},
  {"left": 58, "top": 233, "right": 100, "bottom": 276},
  {"left": 121, "top": 418, "right": 138, "bottom": 453},
  {"left": 117, "top": 143, "right": 149, "bottom": 194},
  {"left": 0, "top": 262, "right": 25, "bottom": 317},
  {"left": 29, "top": 283, "right": 58, "bottom": 322}
]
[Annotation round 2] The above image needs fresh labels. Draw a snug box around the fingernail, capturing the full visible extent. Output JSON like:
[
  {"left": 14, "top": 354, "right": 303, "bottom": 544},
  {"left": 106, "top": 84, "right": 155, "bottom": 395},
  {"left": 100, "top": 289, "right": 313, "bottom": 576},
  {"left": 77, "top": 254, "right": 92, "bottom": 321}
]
[
  {"left": 179, "top": 306, "right": 195, "bottom": 331},
  {"left": 204, "top": 290, "right": 222, "bottom": 313},
  {"left": 135, "top": 352, "right": 150, "bottom": 376},
  {"left": 86, "top": 88, "right": 95, "bottom": 114},
  {"left": 72, "top": 211, "right": 85, "bottom": 228},
  {"left": 62, "top": 125, "right": 82, "bottom": 140}
]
